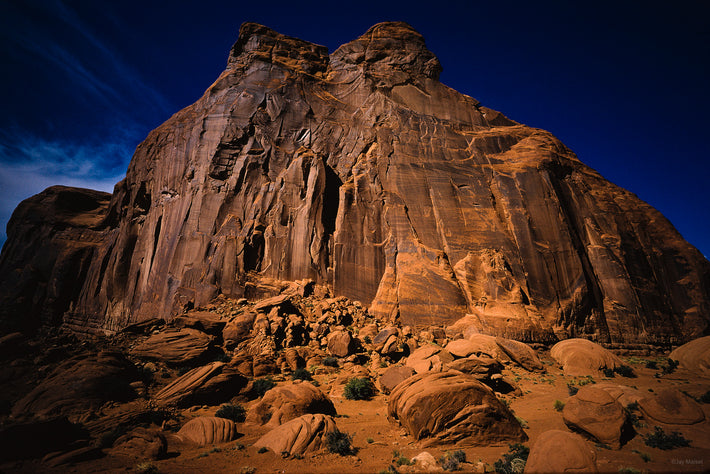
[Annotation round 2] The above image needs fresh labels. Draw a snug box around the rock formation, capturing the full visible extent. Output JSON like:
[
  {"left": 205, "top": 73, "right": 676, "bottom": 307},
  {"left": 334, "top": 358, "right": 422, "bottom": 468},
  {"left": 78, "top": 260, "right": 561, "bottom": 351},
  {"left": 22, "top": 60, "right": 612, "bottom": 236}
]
[{"left": 1, "top": 22, "right": 709, "bottom": 345}]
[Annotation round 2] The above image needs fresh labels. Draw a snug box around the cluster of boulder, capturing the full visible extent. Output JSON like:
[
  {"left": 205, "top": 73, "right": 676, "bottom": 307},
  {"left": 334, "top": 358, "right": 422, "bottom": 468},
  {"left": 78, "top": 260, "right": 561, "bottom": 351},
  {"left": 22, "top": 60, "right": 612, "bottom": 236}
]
[{"left": 1, "top": 280, "right": 709, "bottom": 471}]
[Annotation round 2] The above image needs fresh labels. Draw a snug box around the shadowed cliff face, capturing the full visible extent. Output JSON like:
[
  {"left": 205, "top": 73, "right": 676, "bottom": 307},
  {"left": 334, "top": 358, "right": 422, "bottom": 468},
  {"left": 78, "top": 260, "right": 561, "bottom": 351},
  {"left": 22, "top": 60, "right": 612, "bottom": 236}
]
[{"left": 1, "top": 22, "right": 709, "bottom": 344}]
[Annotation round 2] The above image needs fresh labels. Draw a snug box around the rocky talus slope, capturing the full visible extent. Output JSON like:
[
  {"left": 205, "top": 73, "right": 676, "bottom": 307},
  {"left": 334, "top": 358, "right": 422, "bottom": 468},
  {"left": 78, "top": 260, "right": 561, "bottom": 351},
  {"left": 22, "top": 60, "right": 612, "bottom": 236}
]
[
  {"left": 1, "top": 22, "right": 709, "bottom": 344},
  {"left": 1, "top": 283, "right": 710, "bottom": 472}
]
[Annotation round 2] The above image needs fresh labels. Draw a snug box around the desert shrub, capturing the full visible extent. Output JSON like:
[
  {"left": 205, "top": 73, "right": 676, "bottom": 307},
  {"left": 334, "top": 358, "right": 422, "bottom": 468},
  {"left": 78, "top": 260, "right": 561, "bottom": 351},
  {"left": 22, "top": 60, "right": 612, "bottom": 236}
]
[
  {"left": 393, "top": 450, "right": 413, "bottom": 466},
  {"left": 252, "top": 377, "right": 276, "bottom": 397},
  {"left": 363, "top": 335, "right": 372, "bottom": 344},
  {"left": 643, "top": 426, "right": 691, "bottom": 450},
  {"left": 343, "top": 377, "right": 375, "bottom": 400},
  {"left": 577, "top": 375, "right": 595, "bottom": 386},
  {"left": 215, "top": 403, "right": 246, "bottom": 423},
  {"left": 135, "top": 462, "right": 158, "bottom": 474},
  {"left": 290, "top": 367, "right": 312, "bottom": 381},
  {"left": 624, "top": 402, "right": 643, "bottom": 428},
  {"left": 327, "top": 430, "right": 354, "bottom": 455},
  {"left": 699, "top": 390, "right": 710, "bottom": 403},
  {"left": 322, "top": 356, "right": 339, "bottom": 367},
  {"left": 553, "top": 400, "right": 565, "bottom": 412},
  {"left": 662, "top": 358, "right": 679, "bottom": 374},
  {"left": 494, "top": 443, "right": 529, "bottom": 474},
  {"left": 614, "top": 365, "right": 636, "bottom": 378},
  {"left": 440, "top": 449, "right": 467, "bottom": 470},
  {"left": 645, "top": 360, "right": 658, "bottom": 369}
]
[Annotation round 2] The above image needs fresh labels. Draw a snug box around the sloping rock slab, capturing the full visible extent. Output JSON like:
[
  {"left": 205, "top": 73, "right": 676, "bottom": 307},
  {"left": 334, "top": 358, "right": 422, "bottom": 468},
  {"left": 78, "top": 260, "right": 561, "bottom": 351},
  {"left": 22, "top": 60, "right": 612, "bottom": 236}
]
[
  {"left": 177, "top": 416, "right": 238, "bottom": 445},
  {"left": 669, "top": 336, "right": 710, "bottom": 376},
  {"left": 550, "top": 338, "right": 623, "bottom": 376},
  {"left": 638, "top": 388, "right": 705, "bottom": 425},
  {"left": 379, "top": 365, "right": 416, "bottom": 394},
  {"left": 525, "top": 430, "right": 597, "bottom": 473},
  {"left": 253, "top": 414, "right": 338, "bottom": 455},
  {"left": 446, "top": 355, "right": 502, "bottom": 378},
  {"left": 562, "top": 386, "right": 627, "bottom": 449},
  {"left": 11, "top": 351, "right": 137, "bottom": 419},
  {"left": 154, "top": 361, "right": 247, "bottom": 407},
  {"left": 130, "top": 328, "right": 214, "bottom": 365},
  {"left": 406, "top": 345, "right": 454, "bottom": 374},
  {"left": 388, "top": 371, "right": 527, "bottom": 446},
  {"left": 495, "top": 337, "right": 544, "bottom": 372},
  {"left": 246, "top": 381, "right": 336, "bottom": 427}
]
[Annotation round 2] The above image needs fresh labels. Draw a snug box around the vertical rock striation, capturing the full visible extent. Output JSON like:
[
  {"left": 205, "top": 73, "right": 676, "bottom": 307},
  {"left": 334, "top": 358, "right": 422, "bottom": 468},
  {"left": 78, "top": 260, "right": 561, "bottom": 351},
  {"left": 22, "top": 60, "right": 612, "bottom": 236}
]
[{"left": 1, "top": 22, "right": 708, "bottom": 344}]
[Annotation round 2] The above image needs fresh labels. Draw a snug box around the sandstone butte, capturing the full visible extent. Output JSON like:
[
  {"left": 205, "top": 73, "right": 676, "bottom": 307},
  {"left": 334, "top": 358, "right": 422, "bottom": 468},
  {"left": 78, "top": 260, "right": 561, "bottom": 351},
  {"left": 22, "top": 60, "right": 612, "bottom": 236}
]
[{"left": 0, "top": 22, "right": 708, "bottom": 345}]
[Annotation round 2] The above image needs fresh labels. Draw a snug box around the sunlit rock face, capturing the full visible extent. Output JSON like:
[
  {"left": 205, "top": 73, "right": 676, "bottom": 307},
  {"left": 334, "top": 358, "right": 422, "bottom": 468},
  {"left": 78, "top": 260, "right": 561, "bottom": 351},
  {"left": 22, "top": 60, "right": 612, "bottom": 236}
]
[{"left": 1, "top": 22, "right": 709, "bottom": 344}]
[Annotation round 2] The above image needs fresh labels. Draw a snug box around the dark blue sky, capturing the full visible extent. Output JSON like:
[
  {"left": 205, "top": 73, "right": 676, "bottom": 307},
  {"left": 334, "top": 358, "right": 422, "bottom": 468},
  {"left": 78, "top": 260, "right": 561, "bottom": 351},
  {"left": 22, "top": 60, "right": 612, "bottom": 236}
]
[{"left": 1, "top": 0, "right": 708, "bottom": 258}]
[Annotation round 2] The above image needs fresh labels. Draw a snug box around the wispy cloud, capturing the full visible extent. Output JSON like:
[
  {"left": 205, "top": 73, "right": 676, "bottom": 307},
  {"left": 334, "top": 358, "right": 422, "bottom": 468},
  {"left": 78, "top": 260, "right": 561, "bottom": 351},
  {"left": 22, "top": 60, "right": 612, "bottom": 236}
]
[{"left": 0, "top": 0, "right": 173, "bottom": 117}]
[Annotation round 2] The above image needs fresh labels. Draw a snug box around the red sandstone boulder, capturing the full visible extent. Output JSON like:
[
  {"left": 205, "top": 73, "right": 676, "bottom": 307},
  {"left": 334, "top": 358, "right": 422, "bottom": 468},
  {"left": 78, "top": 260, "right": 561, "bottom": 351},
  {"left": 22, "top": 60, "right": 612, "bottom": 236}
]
[
  {"left": 406, "top": 345, "right": 454, "bottom": 374},
  {"left": 379, "top": 365, "right": 416, "bottom": 394},
  {"left": 525, "top": 430, "right": 598, "bottom": 473},
  {"left": 130, "top": 328, "right": 214, "bottom": 365},
  {"left": 495, "top": 337, "right": 544, "bottom": 372},
  {"left": 177, "top": 416, "right": 238, "bottom": 445},
  {"left": 253, "top": 414, "right": 339, "bottom": 456},
  {"left": 388, "top": 371, "right": 527, "bottom": 446},
  {"left": 246, "top": 381, "right": 336, "bottom": 427},
  {"left": 638, "top": 388, "right": 705, "bottom": 425},
  {"left": 562, "top": 386, "right": 627, "bottom": 449},
  {"left": 327, "top": 330, "right": 357, "bottom": 357},
  {"left": 669, "top": 336, "right": 710, "bottom": 376},
  {"left": 153, "top": 361, "right": 247, "bottom": 407},
  {"left": 550, "top": 339, "right": 624, "bottom": 376}
]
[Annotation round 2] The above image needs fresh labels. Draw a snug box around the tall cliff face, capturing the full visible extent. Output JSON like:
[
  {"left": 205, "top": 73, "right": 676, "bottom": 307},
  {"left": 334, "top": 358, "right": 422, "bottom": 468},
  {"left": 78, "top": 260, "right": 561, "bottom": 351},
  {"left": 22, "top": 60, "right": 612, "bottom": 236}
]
[{"left": 1, "top": 22, "right": 709, "bottom": 344}]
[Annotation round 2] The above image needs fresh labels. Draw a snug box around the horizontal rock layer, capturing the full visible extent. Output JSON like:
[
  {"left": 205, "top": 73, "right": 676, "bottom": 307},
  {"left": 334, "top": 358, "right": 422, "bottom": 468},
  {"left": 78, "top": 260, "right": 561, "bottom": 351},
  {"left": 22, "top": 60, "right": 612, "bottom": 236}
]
[{"left": 1, "top": 22, "right": 709, "bottom": 344}]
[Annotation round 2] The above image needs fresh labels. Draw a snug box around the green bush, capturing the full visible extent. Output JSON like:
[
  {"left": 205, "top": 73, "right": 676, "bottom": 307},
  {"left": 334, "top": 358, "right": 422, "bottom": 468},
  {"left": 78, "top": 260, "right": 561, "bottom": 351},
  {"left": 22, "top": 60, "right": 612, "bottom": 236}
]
[
  {"left": 393, "top": 450, "right": 413, "bottom": 466},
  {"left": 215, "top": 403, "right": 246, "bottom": 423},
  {"left": 290, "top": 367, "right": 312, "bottom": 381},
  {"left": 252, "top": 377, "right": 276, "bottom": 397},
  {"left": 494, "top": 443, "right": 529, "bottom": 474},
  {"left": 553, "top": 400, "right": 565, "bottom": 412},
  {"left": 662, "top": 358, "right": 679, "bottom": 374},
  {"left": 440, "top": 450, "right": 467, "bottom": 471},
  {"left": 343, "top": 377, "right": 375, "bottom": 400},
  {"left": 643, "top": 426, "right": 691, "bottom": 450},
  {"left": 644, "top": 360, "right": 658, "bottom": 370},
  {"left": 327, "top": 430, "right": 354, "bottom": 455},
  {"left": 322, "top": 356, "right": 339, "bottom": 367},
  {"left": 614, "top": 365, "right": 636, "bottom": 378}
]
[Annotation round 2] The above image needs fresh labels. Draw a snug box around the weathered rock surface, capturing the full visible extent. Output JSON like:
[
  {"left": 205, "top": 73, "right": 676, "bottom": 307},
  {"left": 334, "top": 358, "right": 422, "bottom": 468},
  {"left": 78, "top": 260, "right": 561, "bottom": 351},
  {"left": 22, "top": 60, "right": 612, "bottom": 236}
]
[
  {"left": 525, "top": 430, "right": 598, "bottom": 473},
  {"left": 130, "top": 328, "right": 214, "bottom": 365},
  {"left": 153, "top": 361, "right": 248, "bottom": 407},
  {"left": 112, "top": 427, "right": 167, "bottom": 460},
  {"left": 253, "top": 413, "right": 339, "bottom": 456},
  {"left": 177, "top": 416, "right": 238, "bottom": 445},
  {"left": 562, "top": 386, "right": 627, "bottom": 449},
  {"left": 638, "top": 388, "right": 705, "bottom": 425},
  {"left": 405, "top": 345, "right": 454, "bottom": 374},
  {"left": 669, "top": 336, "right": 710, "bottom": 376},
  {"left": 388, "top": 371, "right": 527, "bottom": 445},
  {"left": 550, "top": 338, "right": 624, "bottom": 376},
  {"left": 1, "top": 22, "right": 709, "bottom": 345},
  {"left": 0, "top": 186, "right": 111, "bottom": 333},
  {"left": 495, "top": 337, "right": 544, "bottom": 372},
  {"left": 246, "top": 381, "right": 336, "bottom": 426},
  {"left": 379, "top": 365, "right": 416, "bottom": 394},
  {"left": 11, "top": 351, "right": 137, "bottom": 419}
]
